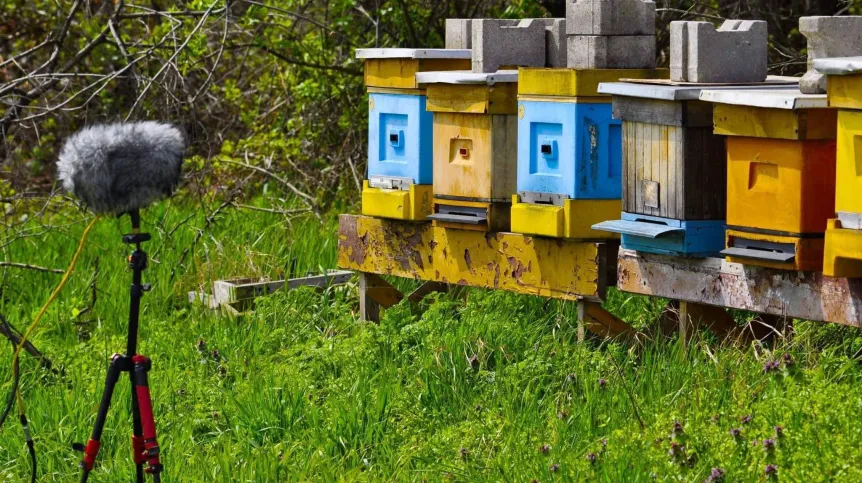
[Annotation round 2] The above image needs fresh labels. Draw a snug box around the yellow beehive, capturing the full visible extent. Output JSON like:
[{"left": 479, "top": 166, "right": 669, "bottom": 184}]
[{"left": 835, "top": 110, "right": 862, "bottom": 215}]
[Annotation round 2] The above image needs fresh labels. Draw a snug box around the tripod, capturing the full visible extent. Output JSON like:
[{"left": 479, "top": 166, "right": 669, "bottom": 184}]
[{"left": 75, "top": 211, "right": 163, "bottom": 482}]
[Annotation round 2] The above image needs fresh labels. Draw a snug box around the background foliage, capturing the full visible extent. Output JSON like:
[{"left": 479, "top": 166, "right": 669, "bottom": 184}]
[{"left": 2, "top": 0, "right": 861, "bottom": 210}]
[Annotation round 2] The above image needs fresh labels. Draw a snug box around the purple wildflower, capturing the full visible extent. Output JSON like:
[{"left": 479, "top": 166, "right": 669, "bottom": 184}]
[
  {"left": 549, "top": 464, "right": 560, "bottom": 473},
  {"left": 539, "top": 444, "right": 550, "bottom": 454},
  {"left": 599, "top": 378, "right": 608, "bottom": 388},
  {"left": 586, "top": 452, "right": 597, "bottom": 464},
  {"left": 730, "top": 428, "right": 742, "bottom": 439},
  {"left": 673, "top": 420, "right": 684, "bottom": 435},
  {"left": 741, "top": 415, "right": 752, "bottom": 425},
  {"left": 783, "top": 353, "right": 795, "bottom": 366},
  {"left": 705, "top": 467, "right": 725, "bottom": 483},
  {"left": 775, "top": 425, "right": 784, "bottom": 438},
  {"left": 765, "top": 464, "right": 778, "bottom": 477},
  {"left": 763, "top": 438, "right": 776, "bottom": 452},
  {"left": 763, "top": 360, "right": 781, "bottom": 373},
  {"left": 668, "top": 442, "right": 685, "bottom": 459}
]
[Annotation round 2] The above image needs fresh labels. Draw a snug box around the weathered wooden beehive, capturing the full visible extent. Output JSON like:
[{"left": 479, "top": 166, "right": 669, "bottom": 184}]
[
  {"left": 700, "top": 88, "right": 837, "bottom": 272},
  {"left": 509, "top": 68, "right": 666, "bottom": 239},
  {"left": 357, "top": 49, "right": 471, "bottom": 221},
  {"left": 592, "top": 83, "right": 730, "bottom": 257}
]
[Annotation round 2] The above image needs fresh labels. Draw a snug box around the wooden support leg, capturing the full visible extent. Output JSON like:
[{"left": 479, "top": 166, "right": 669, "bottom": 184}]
[
  {"left": 662, "top": 301, "right": 737, "bottom": 346},
  {"left": 746, "top": 314, "right": 793, "bottom": 343},
  {"left": 407, "top": 281, "right": 449, "bottom": 304},
  {"left": 577, "top": 299, "right": 636, "bottom": 343},
  {"left": 359, "top": 273, "right": 404, "bottom": 323}
]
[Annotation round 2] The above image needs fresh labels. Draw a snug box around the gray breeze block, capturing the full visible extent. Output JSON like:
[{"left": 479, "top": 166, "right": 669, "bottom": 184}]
[
  {"left": 472, "top": 19, "right": 547, "bottom": 73},
  {"left": 566, "top": 0, "right": 656, "bottom": 36},
  {"left": 567, "top": 35, "right": 656, "bottom": 69},
  {"left": 445, "top": 19, "right": 475, "bottom": 49},
  {"left": 799, "top": 16, "right": 862, "bottom": 94},
  {"left": 545, "top": 18, "right": 568, "bottom": 68},
  {"left": 670, "top": 20, "right": 768, "bottom": 83}
]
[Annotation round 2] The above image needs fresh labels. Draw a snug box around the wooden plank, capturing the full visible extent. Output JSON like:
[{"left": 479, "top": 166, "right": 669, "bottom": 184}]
[
  {"left": 616, "top": 249, "right": 862, "bottom": 327},
  {"left": 361, "top": 273, "right": 404, "bottom": 309},
  {"left": 490, "top": 114, "right": 519, "bottom": 200},
  {"left": 613, "top": 98, "right": 712, "bottom": 127},
  {"left": 338, "top": 215, "right": 608, "bottom": 301},
  {"left": 407, "top": 281, "right": 449, "bottom": 303}
]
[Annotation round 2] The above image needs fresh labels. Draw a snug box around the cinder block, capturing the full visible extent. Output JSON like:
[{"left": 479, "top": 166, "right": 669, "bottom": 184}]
[
  {"left": 567, "top": 35, "right": 656, "bottom": 69},
  {"left": 472, "top": 19, "right": 546, "bottom": 73},
  {"left": 544, "top": 18, "right": 567, "bottom": 68},
  {"left": 446, "top": 19, "right": 473, "bottom": 49},
  {"left": 566, "top": 0, "right": 656, "bottom": 36},
  {"left": 670, "top": 20, "right": 768, "bottom": 83},
  {"left": 799, "top": 16, "right": 862, "bottom": 94}
]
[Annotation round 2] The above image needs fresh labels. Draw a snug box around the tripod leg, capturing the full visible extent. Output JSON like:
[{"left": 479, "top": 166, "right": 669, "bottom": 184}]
[
  {"left": 133, "top": 355, "right": 163, "bottom": 480},
  {"left": 130, "top": 371, "right": 145, "bottom": 483},
  {"left": 79, "top": 355, "right": 126, "bottom": 483}
]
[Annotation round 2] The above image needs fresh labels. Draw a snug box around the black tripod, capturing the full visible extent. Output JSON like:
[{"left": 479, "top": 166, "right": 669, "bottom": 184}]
[{"left": 75, "top": 210, "right": 163, "bottom": 482}]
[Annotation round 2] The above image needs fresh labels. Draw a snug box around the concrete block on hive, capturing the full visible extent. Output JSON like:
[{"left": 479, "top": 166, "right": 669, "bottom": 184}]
[
  {"left": 446, "top": 19, "right": 474, "bottom": 49},
  {"left": 566, "top": 0, "right": 656, "bottom": 36},
  {"left": 471, "top": 19, "right": 546, "bottom": 73},
  {"left": 670, "top": 20, "right": 768, "bottom": 83},
  {"left": 544, "top": 18, "right": 568, "bottom": 68},
  {"left": 567, "top": 35, "right": 656, "bottom": 69},
  {"left": 799, "top": 16, "right": 862, "bottom": 94}
]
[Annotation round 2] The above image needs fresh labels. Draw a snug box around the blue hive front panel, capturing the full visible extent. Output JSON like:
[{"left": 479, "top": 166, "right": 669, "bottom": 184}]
[
  {"left": 619, "top": 213, "right": 726, "bottom": 258},
  {"left": 368, "top": 93, "right": 433, "bottom": 185},
  {"left": 517, "top": 100, "right": 622, "bottom": 200}
]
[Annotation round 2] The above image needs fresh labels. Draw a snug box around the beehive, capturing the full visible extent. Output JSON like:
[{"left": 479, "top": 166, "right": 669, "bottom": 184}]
[
  {"left": 511, "top": 68, "right": 667, "bottom": 239},
  {"left": 701, "top": 88, "right": 837, "bottom": 271},
  {"left": 358, "top": 49, "right": 471, "bottom": 221},
  {"left": 813, "top": 56, "right": 862, "bottom": 277},
  {"left": 416, "top": 70, "right": 520, "bottom": 232},
  {"left": 591, "top": 82, "right": 730, "bottom": 256}
]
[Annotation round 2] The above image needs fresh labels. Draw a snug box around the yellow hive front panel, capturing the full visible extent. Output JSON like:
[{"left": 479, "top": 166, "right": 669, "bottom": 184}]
[
  {"left": 726, "top": 229, "right": 825, "bottom": 272},
  {"left": 433, "top": 113, "right": 518, "bottom": 201},
  {"left": 364, "top": 58, "right": 472, "bottom": 89},
  {"left": 836, "top": 110, "right": 862, "bottom": 215},
  {"left": 713, "top": 104, "right": 837, "bottom": 140},
  {"left": 726, "top": 137, "right": 836, "bottom": 234},
  {"left": 511, "top": 196, "right": 621, "bottom": 239},
  {"left": 517, "top": 68, "right": 669, "bottom": 97},
  {"left": 361, "top": 181, "right": 432, "bottom": 221},
  {"left": 426, "top": 84, "right": 519, "bottom": 115},
  {"left": 823, "top": 219, "right": 862, "bottom": 278},
  {"left": 827, "top": 74, "right": 862, "bottom": 110},
  {"left": 432, "top": 198, "right": 511, "bottom": 232}
]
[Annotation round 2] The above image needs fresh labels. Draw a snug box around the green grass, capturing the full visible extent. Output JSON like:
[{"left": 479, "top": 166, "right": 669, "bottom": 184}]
[{"left": 0, "top": 200, "right": 861, "bottom": 481}]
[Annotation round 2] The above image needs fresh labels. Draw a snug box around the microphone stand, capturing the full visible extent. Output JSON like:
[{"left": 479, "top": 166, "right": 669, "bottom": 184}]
[{"left": 76, "top": 210, "right": 163, "bottom": 482}]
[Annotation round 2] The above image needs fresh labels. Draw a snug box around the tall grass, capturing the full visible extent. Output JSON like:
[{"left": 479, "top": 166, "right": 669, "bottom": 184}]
[{"left": 0, "top": 201, "right": 860, "bottom": 481}]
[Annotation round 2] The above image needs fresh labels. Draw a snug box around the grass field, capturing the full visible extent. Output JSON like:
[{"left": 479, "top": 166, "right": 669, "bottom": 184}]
[{"left": 0, "top": 200, "right": 860, "bottom": 482}]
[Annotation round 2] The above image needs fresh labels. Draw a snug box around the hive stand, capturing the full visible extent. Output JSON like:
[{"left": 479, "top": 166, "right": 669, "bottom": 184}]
[
  {"left": 699, "top": 88, "right": 837, "bottom": 272},
  {"left": 338, "top": 215, "right": 632, "bottom": 340},
  {"left": 617, "top": 249, "right": 862, "bottom": 329}
]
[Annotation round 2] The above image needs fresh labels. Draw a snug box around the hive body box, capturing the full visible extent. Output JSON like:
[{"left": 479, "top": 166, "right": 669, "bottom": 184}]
[
  {"left": 591, "top": 82, "right": 730, "bottom": 257},
  {"left": 814, "top": 56, "right": 862, "bottom": 277},
  {"left": 357, "top": 49, "right": 471, "bottom": 221},
  {"left": 700, "top": 88, "right": 837, "bottom": 271},
  {"left": 511, "top": 68, "right": 667, "bottom": 239},
  {"left": 417, "top": 71, "right": 520, "bottom": 232}
]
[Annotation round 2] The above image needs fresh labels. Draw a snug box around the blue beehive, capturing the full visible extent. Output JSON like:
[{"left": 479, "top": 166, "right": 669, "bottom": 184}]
[
  {"left": 368, "top": 92, "right": 434, "bottom": 185},
  {"left": 517, "top": 100, "right": 621, "bottom": 199}
]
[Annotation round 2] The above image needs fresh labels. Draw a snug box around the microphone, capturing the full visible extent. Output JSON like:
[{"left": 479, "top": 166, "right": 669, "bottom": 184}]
[{"left": 57, "top": 122, "right": 186, "bottom": 215}]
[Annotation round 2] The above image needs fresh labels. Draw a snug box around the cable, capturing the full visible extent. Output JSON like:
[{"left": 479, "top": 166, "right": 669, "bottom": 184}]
[{"left": 0, "top": 217, "right": 97, "bottom": 482}]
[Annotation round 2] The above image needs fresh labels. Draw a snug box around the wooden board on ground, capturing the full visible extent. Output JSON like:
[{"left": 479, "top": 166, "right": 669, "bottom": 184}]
[
  {"left": 337, "top": 215, "right": 612, "bottom": 301},
  {"left": 616, "top": 249, "right": 862, "bottom": 327}
]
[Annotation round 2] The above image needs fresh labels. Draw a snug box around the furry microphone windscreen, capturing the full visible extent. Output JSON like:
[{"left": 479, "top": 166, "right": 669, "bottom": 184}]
[{"left": 57, "top": 122, "right": 186, "bottom": 215}]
